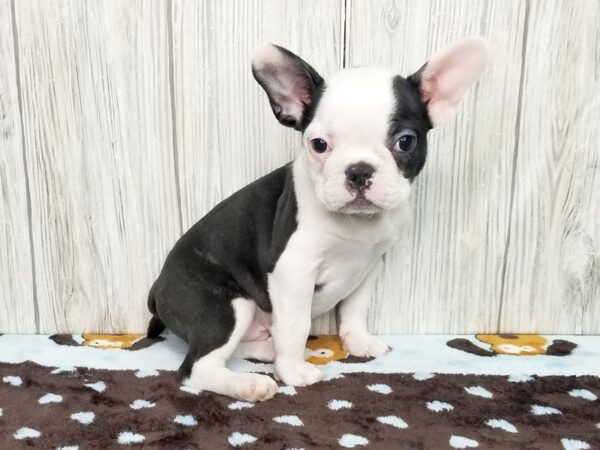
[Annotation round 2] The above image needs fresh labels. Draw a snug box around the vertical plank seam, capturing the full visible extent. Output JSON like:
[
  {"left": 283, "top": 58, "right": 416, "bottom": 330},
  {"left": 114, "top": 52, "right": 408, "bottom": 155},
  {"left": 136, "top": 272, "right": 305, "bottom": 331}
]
[
  {"left": 10, "top": 0, "right": 40, "bottom": 333},
  {"left": 167, "top": 0, "right": 184, "bottom": 235},
  {"left": 341, "top": 0, "right": 348, "bottom": 68},
  {"left": 496, "top": 0, "right": 531, "bottom": 332}
]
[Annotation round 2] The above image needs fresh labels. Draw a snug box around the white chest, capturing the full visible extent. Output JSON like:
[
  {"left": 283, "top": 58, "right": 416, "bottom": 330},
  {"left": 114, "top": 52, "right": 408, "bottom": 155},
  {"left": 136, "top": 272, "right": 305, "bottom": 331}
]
[{"left": 311, "top": 240, "right": 388, "bottom": 318}]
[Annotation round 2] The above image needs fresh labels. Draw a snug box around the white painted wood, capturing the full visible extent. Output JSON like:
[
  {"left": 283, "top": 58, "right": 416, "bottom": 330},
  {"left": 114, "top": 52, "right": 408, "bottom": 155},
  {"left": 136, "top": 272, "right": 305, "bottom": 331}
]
[
  {"left": 0, "top": 0, "right": 598, "bottom": 334},
  {"left": 499, "top": 0, "right": 600, "bottom": 334},
  {"left": 170, "top": 0, "right": 344, "bottom": 334},
  {"left": 13, "top": 0, "right": 181, "bottom": 333},
  {"left": 346, "top": 0, "right": 527, "bottom": 333},
  {"left": 0, "top": 0, "right": 37, "bottom": 333}
]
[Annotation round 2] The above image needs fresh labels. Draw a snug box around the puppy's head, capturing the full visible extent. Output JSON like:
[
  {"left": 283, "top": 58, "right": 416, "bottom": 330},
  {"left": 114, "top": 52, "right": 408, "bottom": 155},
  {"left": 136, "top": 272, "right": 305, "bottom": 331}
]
[{"left": 253, "top": 38, "right": 488, "bottom": 215}]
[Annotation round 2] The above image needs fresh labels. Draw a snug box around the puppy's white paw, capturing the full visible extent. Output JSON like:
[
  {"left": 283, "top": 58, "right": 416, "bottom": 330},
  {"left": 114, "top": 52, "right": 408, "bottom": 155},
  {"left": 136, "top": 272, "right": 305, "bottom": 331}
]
[
  {"left": 342, "top": 332, "right": 390, "bottom": 358},
  {"left": 274, "top": 360, "right": 323, "bottom": 387},
  {"left": 235, "top": 373, "right": 278, "bottom": 402}
]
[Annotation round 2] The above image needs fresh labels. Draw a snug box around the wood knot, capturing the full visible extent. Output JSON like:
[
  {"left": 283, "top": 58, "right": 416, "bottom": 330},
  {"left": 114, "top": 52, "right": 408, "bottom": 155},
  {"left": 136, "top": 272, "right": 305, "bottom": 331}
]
[{"left": 384, "top": 5, "right": 401, "bottom": 32}]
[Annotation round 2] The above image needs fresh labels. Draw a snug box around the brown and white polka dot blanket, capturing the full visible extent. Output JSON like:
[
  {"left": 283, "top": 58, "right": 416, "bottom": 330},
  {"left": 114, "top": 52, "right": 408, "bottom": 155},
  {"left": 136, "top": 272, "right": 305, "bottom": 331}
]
[{"left": 1, "top": 334, "right": 599, "bottom": 449}]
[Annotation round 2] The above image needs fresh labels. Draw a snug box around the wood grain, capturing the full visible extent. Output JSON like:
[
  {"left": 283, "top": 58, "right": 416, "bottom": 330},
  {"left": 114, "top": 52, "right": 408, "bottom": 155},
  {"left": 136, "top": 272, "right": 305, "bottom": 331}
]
[
  {"left": 14, "top": 0, "right": 181, "bottom": 333},
  {"left": 0, "top": 0, "right": 37, "bottom": 332},
  {"left": 1, "top": 0, "right": 598, "bottom": 334},
  {"left": 170, "top": 0, "right": 344, "bottom": 334},
  {"left": 346, "top": 0, "right": 528, "bottom": 333},
  {"left": 499, "top": 0, "right": 600, "bottom": 333}
]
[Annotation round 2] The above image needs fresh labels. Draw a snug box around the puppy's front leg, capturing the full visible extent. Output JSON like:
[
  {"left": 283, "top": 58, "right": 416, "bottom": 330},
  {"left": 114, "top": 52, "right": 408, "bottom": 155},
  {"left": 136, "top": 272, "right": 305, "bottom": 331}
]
[
  {"left": 338, "top": 261, "right": 390, "bottom": 358},
  {"left": 268, "top": 244, "right": 323, "bottom": 387}
]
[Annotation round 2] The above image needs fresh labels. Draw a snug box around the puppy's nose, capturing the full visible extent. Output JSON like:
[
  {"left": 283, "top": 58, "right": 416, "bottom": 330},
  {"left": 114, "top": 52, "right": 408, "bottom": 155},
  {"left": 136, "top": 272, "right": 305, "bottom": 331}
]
[{"left": 345, "top": 162, "right": 375, "bottom": 191}]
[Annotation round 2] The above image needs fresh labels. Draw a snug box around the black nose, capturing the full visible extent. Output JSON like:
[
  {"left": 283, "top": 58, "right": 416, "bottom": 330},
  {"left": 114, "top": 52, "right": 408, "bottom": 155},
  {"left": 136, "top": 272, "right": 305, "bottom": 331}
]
[{"left": 345, "top": 162, "right": 375, "bottom": 191}]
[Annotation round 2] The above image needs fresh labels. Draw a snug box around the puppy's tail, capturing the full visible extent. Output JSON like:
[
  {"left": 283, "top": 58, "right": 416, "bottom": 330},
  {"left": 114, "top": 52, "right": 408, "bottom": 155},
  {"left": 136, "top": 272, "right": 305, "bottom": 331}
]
[
  {"left": 147, "top": 315, "right": 166, "bottom": 338},
  {"left": 147, "top": 286, "right": 166, "bottom": 338}
]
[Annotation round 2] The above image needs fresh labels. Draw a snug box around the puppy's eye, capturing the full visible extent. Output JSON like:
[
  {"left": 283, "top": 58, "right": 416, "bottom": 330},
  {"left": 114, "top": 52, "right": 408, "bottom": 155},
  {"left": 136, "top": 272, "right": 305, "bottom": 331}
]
[
  {"left": 394, "top": 130, "right": 417, "bottom": 152},
  {"left": 309, "top": 138, "right": 330, "bottom": 154}
]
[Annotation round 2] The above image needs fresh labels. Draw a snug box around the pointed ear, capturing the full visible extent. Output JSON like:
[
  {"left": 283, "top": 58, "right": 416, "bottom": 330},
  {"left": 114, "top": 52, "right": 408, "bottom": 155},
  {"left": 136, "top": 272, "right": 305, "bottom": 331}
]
[
  {"left": 252, "top": 44, "right": 324, "bottom": 130},
  {"left": 410, "top": 37, "right": 488, "bottom": 126}
]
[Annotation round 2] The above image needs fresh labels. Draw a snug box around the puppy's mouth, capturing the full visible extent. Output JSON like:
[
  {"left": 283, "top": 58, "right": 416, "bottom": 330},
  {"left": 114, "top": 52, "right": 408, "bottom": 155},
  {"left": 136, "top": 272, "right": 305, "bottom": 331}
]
[
  {"left": 341, "top": 192, "right": 382, "bottom": 214},
  {"left": 347, "top": 193, "right": 373, "bottom": 207}
]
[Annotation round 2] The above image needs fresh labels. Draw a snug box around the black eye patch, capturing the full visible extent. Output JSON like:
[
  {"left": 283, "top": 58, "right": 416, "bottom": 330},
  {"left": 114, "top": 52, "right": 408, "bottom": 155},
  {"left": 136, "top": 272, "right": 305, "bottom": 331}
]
[{"left": 388, "top": 76, "right": 432, "bottom": 180}]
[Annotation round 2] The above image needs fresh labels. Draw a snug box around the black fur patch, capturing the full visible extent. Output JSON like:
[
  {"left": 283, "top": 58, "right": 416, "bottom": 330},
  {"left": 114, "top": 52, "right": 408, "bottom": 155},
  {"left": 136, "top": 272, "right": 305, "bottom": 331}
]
[
  {"left": 388, "top": 75, "right": 432, "bottom": 180},
  {"left": 149, "top": 164, "right": 298, "bottom": 377}
]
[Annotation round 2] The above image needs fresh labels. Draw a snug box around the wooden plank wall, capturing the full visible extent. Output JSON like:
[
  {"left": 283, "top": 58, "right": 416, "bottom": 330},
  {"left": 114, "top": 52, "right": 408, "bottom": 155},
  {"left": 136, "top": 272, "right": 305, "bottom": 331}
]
[
  {"left": 9, "top": 0, "right": 181, "bottom": 333},
  {"left": 0, "top": 0, "right": 37, "bottom": 332},
  {"left": 0, "top": 0, "right": 598, "bottom": 334}
]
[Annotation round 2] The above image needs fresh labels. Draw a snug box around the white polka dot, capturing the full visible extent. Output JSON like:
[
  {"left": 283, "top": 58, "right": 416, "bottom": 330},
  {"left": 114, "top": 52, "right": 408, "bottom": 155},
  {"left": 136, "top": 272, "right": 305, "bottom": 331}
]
[
  {"left": 328, "top": 399, "right": 353, "bottom": 411},
  {"left": 561, "top": 438, "right": 591, "bottom": 450},
  {"left": 273, "top": 415, "right": 303, "bottom": 426},
  {"left": 367, "top": 384, "right": 392, "bottom": 395},
  {"left": 129, "top": 399, "right": 155, "bottom": 410},
  {"left": 228, "top": 432, "right": 257, "bottom": 447},
  {"left": 486, "top": 419, "right": 517, "bottom": 433},
  {"left": 278, "top": 386, "right": 297, "bottom": 396},
  {"left": 38, "top": 393, "right": 63, "bottom": 404},
  {"left": 57, "top": 446, "right": 79, "bottom": 450},
  {"left": 0, "top": 408, "right": 3, "bottom": 417},
  {"left": 426, "top": 400, "right": 454, "bottom": 412},
  {"left": 449, "top": 435, "right": 479, "bottom": 448},
  {"left": 14, "top": 427, "right": 41, "bottom": 440},
  {"left": 85, "top": 381, "right": 106, "bottom": 393},
  {"left": 568, "top": 389, "right": 597, "bottom": 401},
  {"left": 413, "top": 372, "right": 435, "bottom": 381},
  {"left": 323, "top": 373, "right": 345, "bottom": 381},
  {"left": 51, "top": 367, "right": 76, "bottom": 374},
  {"left": 596, "top": 422, "right": 600, "bottom": 429},
  {"left": 338, "top": 433, "right": 369, "bottom": 448},
  {"left": 180, "top": 385, "right": 201, "bottom": 395},
  {"left": 135, "top": 369, "right": 159, "bottom": 378},
  {"left": 117, "top": 431, "right": 145, "bottom": 445},
  {"left": 531, "top": 404, "right": 561, "bottom": 416},
  {"left": 174, "top": 415, "right": 198, "bottom": 426},
  {"left": 464, "top": 386, "right": 493, "bottom": 398},
  {"left": 3, "top": 375, "right": 22, "bottom": 386},
  {"left": 71, "top": 412, "right": 95, "bottom": 425},
  {"left": 228, "top": 401, "right": 254, "bottom": 410},
  {"left": 508, "top": 374, "right": 533, "bottom": 383},
  {"left": 377, "top": 415, "right": 408, "bottom": 429}
]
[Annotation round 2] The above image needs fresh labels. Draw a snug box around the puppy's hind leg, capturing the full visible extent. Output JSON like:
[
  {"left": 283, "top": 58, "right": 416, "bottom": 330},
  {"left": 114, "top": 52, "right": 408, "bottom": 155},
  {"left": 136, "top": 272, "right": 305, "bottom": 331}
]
[{"left": 181, "top": 298, "right": 278, "bottom": 402}]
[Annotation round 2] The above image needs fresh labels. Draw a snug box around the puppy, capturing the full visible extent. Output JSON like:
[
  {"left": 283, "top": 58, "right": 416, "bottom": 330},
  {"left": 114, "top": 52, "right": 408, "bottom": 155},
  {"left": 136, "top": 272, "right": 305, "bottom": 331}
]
[{"left": 147, "top": 37, "right": 488, "bottom": 401}]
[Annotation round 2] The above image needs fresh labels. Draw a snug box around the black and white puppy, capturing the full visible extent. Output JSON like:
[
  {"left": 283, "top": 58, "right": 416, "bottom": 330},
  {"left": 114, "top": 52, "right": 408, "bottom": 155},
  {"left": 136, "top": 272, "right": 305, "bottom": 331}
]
[{"left": 147, "top": 37, "right": 488, "bottom": 401}]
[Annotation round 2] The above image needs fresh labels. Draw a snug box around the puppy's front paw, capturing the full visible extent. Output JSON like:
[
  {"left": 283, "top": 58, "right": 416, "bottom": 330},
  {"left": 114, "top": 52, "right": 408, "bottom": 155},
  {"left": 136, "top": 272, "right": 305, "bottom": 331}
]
[
  {"left": 342, "top": 332, "right": 390, "bottom": 358},
  {"left": 274, "top": 360, "right": 323, "bottom": 387}
]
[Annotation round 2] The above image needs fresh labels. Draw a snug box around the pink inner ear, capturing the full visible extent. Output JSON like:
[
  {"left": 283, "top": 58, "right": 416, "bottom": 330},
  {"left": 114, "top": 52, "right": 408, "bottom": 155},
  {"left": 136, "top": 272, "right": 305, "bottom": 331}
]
[
  {"left": 420, "top": 75, "right": 435, "bottom": 103},
  {"left": 269, "top": 66, "right": 314, "bottom": 125},
  {"left": 419, "top": 37, "right": 488, "bottom": 126},
  {"left": 294, "top": 79, "right": 312, "bottom": 105}
]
